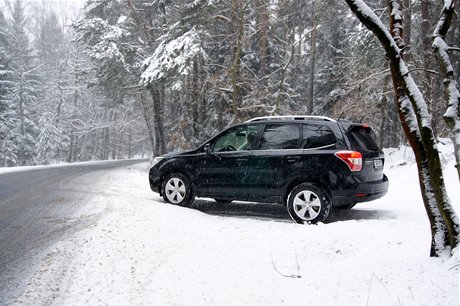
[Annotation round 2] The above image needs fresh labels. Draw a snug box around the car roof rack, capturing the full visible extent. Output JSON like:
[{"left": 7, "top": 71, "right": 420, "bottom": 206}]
[{"left": 246, "top": 115, "right": 336, "bottom": 123}]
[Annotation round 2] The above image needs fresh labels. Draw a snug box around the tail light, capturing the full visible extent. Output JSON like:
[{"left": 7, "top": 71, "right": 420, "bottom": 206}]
[{"left": 335, "top": 151, "right": 363, "bottom": 171}]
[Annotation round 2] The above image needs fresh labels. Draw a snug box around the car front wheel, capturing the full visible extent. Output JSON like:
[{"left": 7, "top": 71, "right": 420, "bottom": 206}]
[
  {"left": 287, "top": 183, "right": 331, "bottom": 224},
  {"left": 162, "top": 173, "right": 195, "bottom": 207}
]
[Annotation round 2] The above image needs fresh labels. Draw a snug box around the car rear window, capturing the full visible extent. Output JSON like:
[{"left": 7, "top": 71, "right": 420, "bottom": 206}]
[
  {"left": 302, "top": 124, "right": 336, "bottom": 149},
  {"left": 349, "top": 127, "right": 380, "bottom": 151},
  {"left": 258, "top": 124, "right": 299, "bottom": 150}
]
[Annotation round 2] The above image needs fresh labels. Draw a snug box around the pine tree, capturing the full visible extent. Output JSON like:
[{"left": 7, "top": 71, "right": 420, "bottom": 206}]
[
  {"left": 4, "top": 0, "right": 42, "bottom": 166},
  {"left": 34, "top": 8, "right": 71, "bottom": 163},
  {"left": 0, "top": 12, "right": 18, "bottom": 166}
]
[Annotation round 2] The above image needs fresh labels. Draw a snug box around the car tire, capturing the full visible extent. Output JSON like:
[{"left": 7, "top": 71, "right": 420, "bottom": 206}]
[
  {"left": 214, "top": 198, "right": 232, "bottom": 204},
  {"left": 287, "top": 183, "right": 331, "bottom": 224},
  {"left": 162, "top": 173, "right": 195, "bottom": 207}
]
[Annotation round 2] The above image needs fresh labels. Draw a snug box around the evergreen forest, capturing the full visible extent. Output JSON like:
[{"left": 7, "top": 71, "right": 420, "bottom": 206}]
[{"left": 0, "top": 0, "right": 459, "bottom": 166}]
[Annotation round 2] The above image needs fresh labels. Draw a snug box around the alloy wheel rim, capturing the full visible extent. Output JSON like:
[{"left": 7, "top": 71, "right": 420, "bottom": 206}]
[
  {"left": 165, "top": 178, "right": 186, "bottom": 204},
  {"left": 293, "top": 190, "right": 321, "bottom": 221}
]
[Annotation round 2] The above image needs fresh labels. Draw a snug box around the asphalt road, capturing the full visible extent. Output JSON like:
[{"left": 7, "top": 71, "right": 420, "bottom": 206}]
[{"left": 0, "top": 159, "right": 146, "bottom": 305}]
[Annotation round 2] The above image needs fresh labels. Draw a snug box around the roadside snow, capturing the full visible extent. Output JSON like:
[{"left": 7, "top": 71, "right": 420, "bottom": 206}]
[
  {"left": 0, "top": 159, "right": 146, "bottom": 175},
  {"left": 14, "top": 145, "right": 459, "bottom": 306}
]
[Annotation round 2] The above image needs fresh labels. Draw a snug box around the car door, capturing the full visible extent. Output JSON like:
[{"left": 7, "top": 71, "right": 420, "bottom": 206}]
[
  {"left": 247, "top": 123, "right": 302, "bottom": 200},
  {"left": 195, "top": 124, "right": 261, "bottom": 199}
]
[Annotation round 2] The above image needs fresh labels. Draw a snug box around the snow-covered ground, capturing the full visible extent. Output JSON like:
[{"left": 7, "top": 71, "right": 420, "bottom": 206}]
[{"left": 13, "top": 143, "right": 460, "bottom": 306}]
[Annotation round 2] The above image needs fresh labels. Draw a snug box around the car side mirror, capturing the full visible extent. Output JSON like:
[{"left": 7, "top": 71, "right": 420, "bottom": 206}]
[{"left": 204, "top": 143, "right": 212, "bottom": 157}]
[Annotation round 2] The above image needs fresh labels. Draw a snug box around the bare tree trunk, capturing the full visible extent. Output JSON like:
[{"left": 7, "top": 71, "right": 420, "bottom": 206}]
[
  {"left": 78, "top": 134, "right": 88, "bottom": 161},
  {"left": 274, "top": 44, "right": 294, "bottom": 114},
  {"left": 402, "top": 0, "right": 412, "bottom": 60},
  {"left": 432, "top": 0, "right": 460, "bottom": 182},
  {"left": 307, "top": 4, "right": 317, "bottom": 114},
  {"left": 421, "top": 0, "right": 438, "bottom": 134},
  {"left": 111, "top": 113, "right": 118, "bottom": 160},
  {"left": 17, "top": 80, "right": 26, "bottom": 165},
  {"left": 379, "top": 75, "right": 391, "bottom": 148},
  {"left": 230, "top": 0, "right": 245, "bottom": 123},
  {"left": 126, "top": 0, "right": 165, "bottom": 155},
  {"left": 67, "top": 76, "right": 79, "bottom": 163},
  {"left": 149, "top": 86, "right": 166, "bottom": 155},
  {"left": 344, "top": 0, "right": 459, "bottom": 256},
  {"left": 192, "top": 57, "right": 199, "bottom": 141},
  {"left": 140, "top": 90, "right": 156, "bottom": 155},
  {"left": 255, "top": 0, "right": 269, "bottom": 79}
]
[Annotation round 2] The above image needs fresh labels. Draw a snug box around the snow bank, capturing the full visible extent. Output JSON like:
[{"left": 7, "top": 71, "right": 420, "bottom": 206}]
[
  {"left": 14, "top": 147, "right": 459, "bottom": 305},
  {"left": 0, "top": 159, "right": 146, "bottom": 175}
]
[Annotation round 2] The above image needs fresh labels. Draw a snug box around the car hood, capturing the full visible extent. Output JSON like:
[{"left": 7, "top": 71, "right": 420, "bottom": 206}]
[{"left": 162, "top": 149, "right": 196, "bottom": 159}]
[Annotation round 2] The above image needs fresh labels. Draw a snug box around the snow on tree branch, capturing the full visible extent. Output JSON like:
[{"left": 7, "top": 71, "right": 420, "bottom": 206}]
[
  {"left": 345, "top": 0, "right": 432, "bottom": 130},
  {"left": 141, "top": 28, "right": 205, "bottom": 90},
  {"left": 344, "top": 0, "right": 400, "bottom": 56},
  {"left": 73, "top": 17, "right": 130, "bottom": 65},
  {"left": 389, "top": 0, "right": 404, "bottom": 49}
]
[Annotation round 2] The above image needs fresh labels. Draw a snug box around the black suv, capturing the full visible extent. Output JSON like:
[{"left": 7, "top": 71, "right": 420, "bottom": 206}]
[{"left": 149, "top": 116, "right": 388, "bottom": 224}]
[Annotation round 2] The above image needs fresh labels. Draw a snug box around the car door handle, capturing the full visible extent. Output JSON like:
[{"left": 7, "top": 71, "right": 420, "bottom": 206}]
[
  {"left": 286, "top": 156, "right": 301, "bottom": 163},
  {"left": 235, "top": 158, "right": 248, "bottom": 162}
]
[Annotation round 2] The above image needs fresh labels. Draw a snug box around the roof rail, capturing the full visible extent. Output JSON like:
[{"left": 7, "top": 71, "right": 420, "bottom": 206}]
[{"left": 245, "top": 115, "right": 336, "bottom": 123}]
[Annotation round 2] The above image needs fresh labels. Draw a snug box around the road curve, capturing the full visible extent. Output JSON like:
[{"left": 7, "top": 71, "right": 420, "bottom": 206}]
[{"left": 0, "top": 159, "right": 146, "bottom": 305}]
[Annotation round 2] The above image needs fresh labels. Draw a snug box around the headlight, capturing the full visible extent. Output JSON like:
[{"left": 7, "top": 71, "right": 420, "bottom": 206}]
[{"left": 151, "top": 156, "right": 165, "bottom": 167}]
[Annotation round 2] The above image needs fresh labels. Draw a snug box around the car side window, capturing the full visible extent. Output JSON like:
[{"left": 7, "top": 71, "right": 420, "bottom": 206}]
[
  {"left": 257, "top": 124, "right": 299, "bottom": 150},
  {"left": 302, "top": 124, "right": 336, "bottom": 149},
  {"left": 212, "top": 125, "right": 259, "bottom": 152}
]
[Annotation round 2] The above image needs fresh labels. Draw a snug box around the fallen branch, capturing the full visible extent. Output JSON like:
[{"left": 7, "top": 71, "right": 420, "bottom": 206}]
[{"left": 271, "top": 254, "right": 301, "bottom": 279}]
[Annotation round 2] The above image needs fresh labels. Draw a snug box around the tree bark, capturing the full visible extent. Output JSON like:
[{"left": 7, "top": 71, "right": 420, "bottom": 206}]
[
  {"left": 230, "top": 0, "right": 245, "bottom": 123},
  {"left": 421, "top": 0, "right": 437, "bottom": 134},
  {"left": 192, "top": 57, "right": 199, "bottom": 141},
  {"left": 307, "top": 5, "right": 317, "bottom": 114},
  {"left": 402, "top": 0, "right": 411, "bottom": 60},
  {"left": 140, "top": 90, "right": 156, "bottom": 156},
  {"left": 67, "top": 71, "right": 79, "bottom": 163},
  {"left": 379, "top": 75, "right": 391, "bottom": 148},
  {"left": 149, "top": 86, "right": 166, "bottom": 155},
  {"left": 255, "top": 0, "right": 269, "bottom": 79},
  {"left": 344, "top": 0, "right": 459, "bottom": 256}
]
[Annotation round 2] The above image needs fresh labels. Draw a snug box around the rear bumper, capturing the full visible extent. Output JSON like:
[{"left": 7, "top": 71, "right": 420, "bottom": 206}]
[{"left": 332, "top": 174, "right": 389, "bottom": 207}]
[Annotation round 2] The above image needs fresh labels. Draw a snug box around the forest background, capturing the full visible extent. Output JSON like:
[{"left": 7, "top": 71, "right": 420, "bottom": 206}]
[{"left": 0, "top": 0, "right": 459, "bottom": 166}]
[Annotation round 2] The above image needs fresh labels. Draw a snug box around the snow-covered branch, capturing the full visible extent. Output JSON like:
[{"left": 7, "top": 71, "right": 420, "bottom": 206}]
[
  {"left": 432, "top": 0, "right": 460, "bottom": 181},
  {"left": 141, "top": 28, "right": 205, "bottom": 89}
]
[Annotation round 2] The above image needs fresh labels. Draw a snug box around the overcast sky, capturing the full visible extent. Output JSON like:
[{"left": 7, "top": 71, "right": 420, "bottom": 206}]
[
  {"left": 1, "top": 0, "right": 86, "bottom": 15},
  {"left": 1, "top": 0, "right": 86, "bottom": 26}
]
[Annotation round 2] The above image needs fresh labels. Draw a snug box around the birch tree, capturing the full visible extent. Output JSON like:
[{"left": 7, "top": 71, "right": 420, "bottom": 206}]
[
  {"left": 344, "top": 0, "right": 459, "bottom": 256},
  {"left": 432, "top": 0, "right": 460, "bottom": 182}
]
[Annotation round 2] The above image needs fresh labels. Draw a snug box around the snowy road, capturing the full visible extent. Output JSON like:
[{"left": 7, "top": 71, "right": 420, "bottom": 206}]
[{"left": 0, "top": 159, "right": 146, "bottom": 305}]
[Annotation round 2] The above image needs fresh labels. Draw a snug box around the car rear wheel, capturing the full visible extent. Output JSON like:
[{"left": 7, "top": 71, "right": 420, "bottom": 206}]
[
  {"left": 287, "top": 183, "right": 331, "bottom": 224},
  {"left": 162, "top": 173, "right": 195, "bottom": 207}
]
